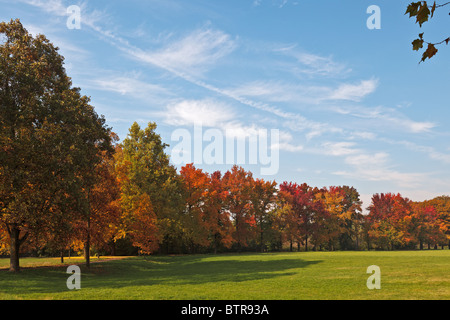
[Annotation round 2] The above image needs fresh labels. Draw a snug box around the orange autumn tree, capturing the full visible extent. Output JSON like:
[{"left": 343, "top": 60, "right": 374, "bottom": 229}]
[
  {"left": 180, "top": 164, "right": 235, "bottom": 253},
  {"left": 87, "top": 141, "right": 122, "bottom": 256},
  {"left": 275, "top": 188, "right": 300, "bottom": 251},
  {"left": 421, "top": 196, "right": 450, "bottom": 249},
  {"left": 222, "top": 165, "right": 255, "bottom": 252},
  {"left": 127, "top": 193, "right": 159, "bottom": 254},
  {"left": 179, "top": 164, "right": 210, "bottom": 252},
  {"left": 206, "top": 171, "right": 233, "bottom": 253},
  {"left": 315, "top": 186, "right": 363, "bottom": 251},
  {"left": 314, "top": 187, "right": 344, "bottom": 251}
]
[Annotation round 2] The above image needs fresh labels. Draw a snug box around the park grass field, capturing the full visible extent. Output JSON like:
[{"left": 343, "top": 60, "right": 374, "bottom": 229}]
[{"left": 0, "top": 250, "right": 449, "bottom": 300}]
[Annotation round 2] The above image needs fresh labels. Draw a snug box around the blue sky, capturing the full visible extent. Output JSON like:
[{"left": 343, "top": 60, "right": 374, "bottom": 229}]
[{"left": 2, "top": 0, "right": 450, "bottom": 210}]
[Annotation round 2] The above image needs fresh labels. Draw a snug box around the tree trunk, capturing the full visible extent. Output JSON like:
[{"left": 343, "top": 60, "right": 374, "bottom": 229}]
[
  {"left": 110, "top": 241, "right": 116, "bottom": 256},
  {"left": 85, "top": 216, "right": 90, "bottom": 268},
  {"left": 420, "top": 240, "right": 423, "bottom": 250},
  {"left": 213, "top": 233, "right": 217, "bottom": 254},
  {"left": 85, "top": 189, "right": 91, "bottom": 267},
  {"left": 304, "top": 236, "right": 308, "bottom": 252},
  {"left": 289, "top": 240, "right": 293, "bottom": 252},
  {"left": 9, "top": 226, "right": 20, "bottom": 272},
  {"left": 260, "top": 230, "right": 264, "bottom": 253},
  {"left": 60, "top": 250, "right": 64, "bottom": 263}
]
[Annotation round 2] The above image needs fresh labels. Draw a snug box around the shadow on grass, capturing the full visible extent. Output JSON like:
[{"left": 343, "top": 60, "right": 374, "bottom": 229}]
[{"left": 0, "top": 254, "right": 322, "bottom": 297}]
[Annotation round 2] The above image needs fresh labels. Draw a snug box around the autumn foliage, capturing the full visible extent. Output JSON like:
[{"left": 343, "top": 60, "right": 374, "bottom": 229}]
[{"left": 1, "top": 20, "right": 450, "bottom": 272}]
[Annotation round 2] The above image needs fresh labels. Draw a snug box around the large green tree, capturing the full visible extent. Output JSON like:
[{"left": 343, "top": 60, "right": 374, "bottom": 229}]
[
  {"left": 115, "top": 122, "right": 183, "bottom": 254},
  {"left": 0, "top": 19, "right": 111, "bottom": 271}
]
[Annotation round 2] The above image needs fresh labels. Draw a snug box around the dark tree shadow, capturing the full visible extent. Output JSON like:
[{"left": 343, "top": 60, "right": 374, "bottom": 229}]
[{"left": 0, "top": 254, "right": 322, "bottom": 297}]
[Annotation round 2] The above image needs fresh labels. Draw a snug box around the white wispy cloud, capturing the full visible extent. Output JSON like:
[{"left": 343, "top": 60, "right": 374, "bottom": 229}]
[
  {"left": 327, "top": 79, "right": 378, "bottom": 102},
  {"left": 382, "top": 139, "right": 450, "bottom": 164},
  {"left": 87, "top": 75, "right": 172, "bottom": 102},
  {"left": 163, "top": 98, "right": 303, "bottom": 152},
  {"left": 17, "top": 1, "right": 343, "bottom": 140},
  {"left": 274, "top": 45, "right": 351, "bottom": 78},
  {"left": 328, "top": 104, "right": 436, "bottom": 134},
  {"left": 17, "top": 0, "right": 109, "bottom": 27},
  {"left": 134, "top": 27, "right": 236, "bottom": 77},
  {"left": 163, "top": 98, "right": 236, "bottom": 127},
  {"left": 320, "top": 141, "right": 360, "bottom": 156},
  {"left": 17, "top": 0, "right": 67, "bottom": 16},
  {"left": 334, "top": 152, "right": 427, "bottom": 189},
  {"left": 224, "top": 78, "right": 378, "bottom": 107},
  {"left": 224, "top": 80, "right": 328, "bottom": 105}
]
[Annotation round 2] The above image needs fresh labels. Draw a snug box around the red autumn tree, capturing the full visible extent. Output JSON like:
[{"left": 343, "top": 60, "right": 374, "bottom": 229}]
[
  {"left": 279, "top": 182, "right": 323, "bottom": 251},
  {"left": 406, "top": 202, "right": 441, "bottom": 249},
  {"left": 366, "top": 193, "right": 411, "bottom": 250}
]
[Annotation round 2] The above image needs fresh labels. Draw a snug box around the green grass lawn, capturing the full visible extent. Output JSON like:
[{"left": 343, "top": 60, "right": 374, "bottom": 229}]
[{"left": 0, "top": 250, "right": 449, "bottom": 300}]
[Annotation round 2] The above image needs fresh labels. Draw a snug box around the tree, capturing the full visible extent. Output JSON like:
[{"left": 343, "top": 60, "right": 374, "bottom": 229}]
[
  {"left": 83, "top": 134, "right": 121, "bottom": 257},
  {"left": 0, "top": 19, "right": 111, "bottom": 271},
  {"left": 270, "top": 195, "right": 295, "bottom": 251},
  {"left": 366, "top": 193, "right": 411, "bottom": 250},
  {"left": 204, "top": 170, "right": 233, "bottom": 253},
  {"left": 179, "top": 163, "right": 210, "bottom": 252},
  {"left": 420, "top": 196, "right": 450, "bottom": 248},
  {"left": 315, "top": 187, "right": 344, "bottom": 251},
  {"left": 278, "top": 182, "right": 322, "bottom": 251},
  {"left": 250, "top": 178, "right": 277, "bottom": 252},
  {"left": 115, "top": 122, "right": 183, "bottom": 254},
  {"left": 406, "top": 1, "right": 450, "bottom": 62},
  {"left": 406, "top": 202, "right": 441, "bottom": 249},
  {"left": 222, "top": 166, "right": 255, "bottom": 252},
  {"left": 340, "top": 186, "right": 363, "bottom": 250}
]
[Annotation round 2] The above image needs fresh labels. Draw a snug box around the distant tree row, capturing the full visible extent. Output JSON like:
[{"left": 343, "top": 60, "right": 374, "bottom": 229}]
[{"left": 1, "top": 20, "right": 450, "bottom": 272}]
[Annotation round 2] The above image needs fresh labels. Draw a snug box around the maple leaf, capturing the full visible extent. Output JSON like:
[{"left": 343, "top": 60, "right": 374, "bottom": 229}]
[
  {"left": 421, "top": 43, "right": 438, "bottom": 62},
  {"left": 412, "top": 38, "right": 424, "bottom": 51},
  {"left": 405, "top": 2, "right": 421, "bottom": 17},
  {"left": 416, "top": 2, "right": 431, "bottom": 27}
]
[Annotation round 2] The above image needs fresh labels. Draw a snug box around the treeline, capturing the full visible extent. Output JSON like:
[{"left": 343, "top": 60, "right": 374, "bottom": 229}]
[
  {"left": 3, "top": 120, "right": 450, "bottom": 265},
  {"left": 1, "top": 20, "right": 450, "bottom": 272}
]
